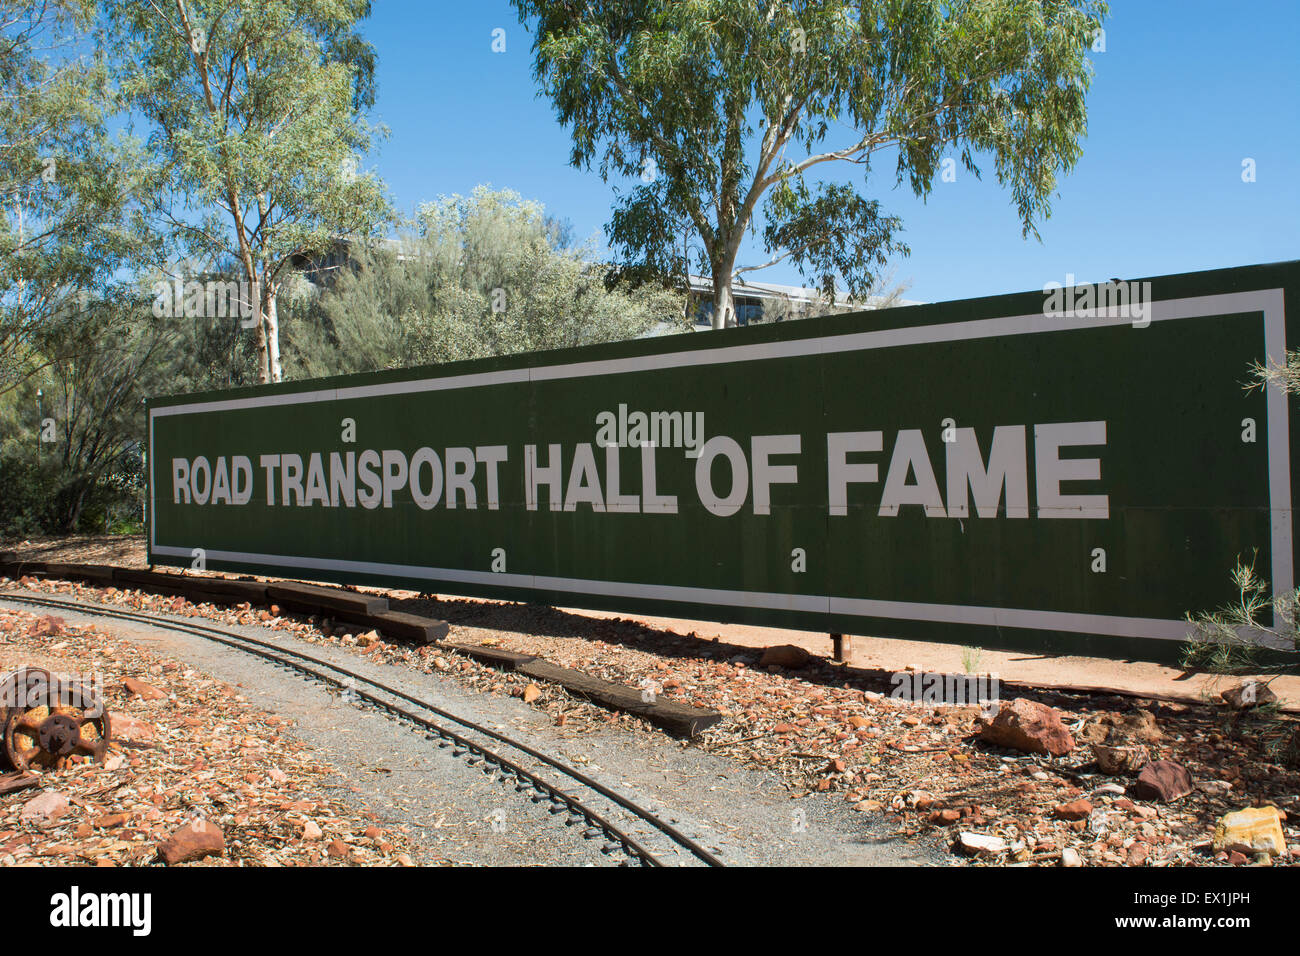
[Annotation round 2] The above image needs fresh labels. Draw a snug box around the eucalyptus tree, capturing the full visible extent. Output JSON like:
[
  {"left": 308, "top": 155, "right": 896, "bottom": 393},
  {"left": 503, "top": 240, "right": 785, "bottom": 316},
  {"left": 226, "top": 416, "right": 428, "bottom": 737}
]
[
  {"left": 105, "top": 0, "right": 390, "bottom": 383},
  {"left": 513, "top": 0, "right": 1108, "bottom": 328},
  {"left": 0, "top": 0, "right": 149, "bottom": 393}
]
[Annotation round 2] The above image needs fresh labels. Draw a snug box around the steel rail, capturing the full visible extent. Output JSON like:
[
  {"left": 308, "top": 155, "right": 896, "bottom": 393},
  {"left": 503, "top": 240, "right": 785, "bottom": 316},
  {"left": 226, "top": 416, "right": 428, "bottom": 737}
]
[{"left": 0, "top": 591, "right": 724, "bottom": 868}]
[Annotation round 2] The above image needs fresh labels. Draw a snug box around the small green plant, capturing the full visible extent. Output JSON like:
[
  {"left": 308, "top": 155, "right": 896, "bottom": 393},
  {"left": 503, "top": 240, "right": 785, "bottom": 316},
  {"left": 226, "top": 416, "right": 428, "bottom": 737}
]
[
  {"left": 1182, "top": 555, "right": 1299, "bottom": 674},
  {"left": 107, "top": 516, "right": 144, "bottom": 536},
  {"left": 960, "top": 645, "right": 984, "bottom": 675},
  {"left": 1184, "top": 557, "right": 1300, "bottom": 769}
]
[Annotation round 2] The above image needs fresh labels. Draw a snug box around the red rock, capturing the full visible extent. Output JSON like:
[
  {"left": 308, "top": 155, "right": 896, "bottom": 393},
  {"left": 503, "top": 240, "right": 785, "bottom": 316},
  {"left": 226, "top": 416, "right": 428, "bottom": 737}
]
[
  {"left": 957, "top": 831, "right": 1007, "bottom": 856},
  {"left": 94, "top": 813, "right": 129, "bottom": 828},
  {"left": 1221, "top": 681, "right": 1278, "bottom": 710},
  {"left": 978, "top": 698, "right": 1075, "bottom": 756},
  {"left": 327, "top": 839, "right": 350, "bottom": 859},
  {"left": 20, "top": 791, "right": 69, "bottom": 823},
  {"left": 1227, "top": 850, "right": 1249, "bottom": 865},
  {"left": 1133, "top": 760, "right": 1193, "bottom": 802},
  {"left": 929, "top": 809, "right": 961, "bottom": 824},
  {"left": 773, "top": 723, "right": 797, "bottom": 734},
  {"left": 1093, "top": 742, "right": 1150, "bottom": 775},
  {"left": 158, "top": 819, "right": 224, "bottom": 864},
  {"left": 1079, "top": 709, "right": 1163, "bottom": 746},
  {"left": 122, "top": 677, "right": 166, "bottom": 701},
  {"left": 27, "top": 615, "right": 65, "bottom": 637},
  {"left": 827, "top": 758, "right": 846, "bottom": 774},
  {"left": 1054, "top": 799, "right": 1094, "bottom": 821},
  {"left": 759, "top": 644, "right": 812, "bottom": 669},
  {"left": 1128, "top": 843, "right": 1150, "bottom": 866}
]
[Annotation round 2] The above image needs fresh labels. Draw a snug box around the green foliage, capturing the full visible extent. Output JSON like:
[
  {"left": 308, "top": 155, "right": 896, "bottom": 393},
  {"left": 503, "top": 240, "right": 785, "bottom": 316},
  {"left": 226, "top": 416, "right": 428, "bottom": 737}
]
[
  {"left": 105, "top": 0, "right": 392, "bottom": 383},
  {"left": 1183, "top": 558, "right": 1299, "bottom": 768},
  {"left": 0, "top": 446, "right": 63, "bottom": 536},
  {"left": 960, "top": 646, "right": 984, "bottom": 675},
  {"left": 283, "top": 187, "right": 689, "bottom": 378},
  {"left": 0, "top": 293, "right": 175, "bottom": 534},
  {"left": 0, "top": 0, "right": 154, "bottom": 394},
  {"left": 1183, "top": 557, "right": 1298, "bottom": 674},
  {"left": 762, "top": 181, "right": 905, "bottom": 301},
  {"left": 1251, "top": 352, "right": 1300, "bottom": 400},
  {"left": 514, "top": 0, "right": 1106, "bottom": 326}
]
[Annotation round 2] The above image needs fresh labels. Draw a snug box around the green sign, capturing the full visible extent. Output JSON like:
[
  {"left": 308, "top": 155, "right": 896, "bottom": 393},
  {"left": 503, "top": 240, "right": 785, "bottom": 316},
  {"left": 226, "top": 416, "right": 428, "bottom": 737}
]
[{"left": 148, "top": 260, "right": 1299, "bottom": 661}]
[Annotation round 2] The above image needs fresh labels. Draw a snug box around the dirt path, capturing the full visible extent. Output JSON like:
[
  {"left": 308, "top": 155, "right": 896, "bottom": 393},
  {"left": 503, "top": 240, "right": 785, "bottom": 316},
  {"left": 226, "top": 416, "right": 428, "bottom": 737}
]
[{"left": 0, "top": 592, "right": 942, "bottom": 867}]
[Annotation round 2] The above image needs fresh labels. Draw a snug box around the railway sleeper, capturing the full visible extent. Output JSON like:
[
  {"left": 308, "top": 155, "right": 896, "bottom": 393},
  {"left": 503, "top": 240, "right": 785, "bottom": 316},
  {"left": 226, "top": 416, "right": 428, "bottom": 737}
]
[{"left": 2, "top": 558, "right": 720, "bottom": 740}]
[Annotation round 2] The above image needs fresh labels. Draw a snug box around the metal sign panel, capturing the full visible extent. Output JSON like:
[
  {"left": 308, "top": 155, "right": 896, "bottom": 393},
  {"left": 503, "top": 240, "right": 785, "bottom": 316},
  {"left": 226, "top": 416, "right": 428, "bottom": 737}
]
[{"left": 147, "top": 261, "right": 1299, "bottom": 660}]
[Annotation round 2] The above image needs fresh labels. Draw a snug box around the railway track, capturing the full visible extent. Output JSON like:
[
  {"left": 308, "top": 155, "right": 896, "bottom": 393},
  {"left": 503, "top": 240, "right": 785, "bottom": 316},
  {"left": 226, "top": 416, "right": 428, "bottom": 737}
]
[{"left": 0, "top": 590, "right": 725, "bottom": 868}]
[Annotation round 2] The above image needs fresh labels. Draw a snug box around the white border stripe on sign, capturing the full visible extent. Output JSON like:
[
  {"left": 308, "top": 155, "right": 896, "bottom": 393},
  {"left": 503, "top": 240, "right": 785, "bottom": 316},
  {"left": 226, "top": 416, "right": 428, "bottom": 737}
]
[{"left": 148, "top": 288, "right": 1289, "bottom": 642}]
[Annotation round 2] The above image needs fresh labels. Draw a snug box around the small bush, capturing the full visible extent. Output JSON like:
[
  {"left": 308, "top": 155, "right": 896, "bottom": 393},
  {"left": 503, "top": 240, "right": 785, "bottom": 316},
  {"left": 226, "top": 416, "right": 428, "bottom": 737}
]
[
  {"left": 0, "top": 450, "right": 63, "bottom": 536},
  {"left": 1183, "top": 557, "right": 1298, "bottom": 674}
]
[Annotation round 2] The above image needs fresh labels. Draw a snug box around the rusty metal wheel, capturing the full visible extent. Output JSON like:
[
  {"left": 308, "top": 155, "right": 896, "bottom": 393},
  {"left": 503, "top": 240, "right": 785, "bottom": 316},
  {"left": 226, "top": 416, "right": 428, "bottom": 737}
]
[
  {"left": 0, "top": 669, "right": 18, "bottom": 740},
  {"left": 0, "top": 666, "right": 42, "bottom": 741},
  {"left": 2, "top": 667, "right": 110, "bottom": 772}
]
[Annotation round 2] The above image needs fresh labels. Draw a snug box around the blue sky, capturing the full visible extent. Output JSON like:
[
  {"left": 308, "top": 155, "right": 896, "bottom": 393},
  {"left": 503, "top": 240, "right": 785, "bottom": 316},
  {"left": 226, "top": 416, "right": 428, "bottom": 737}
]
[{"left": 360, "top": 1, "right": 1299, "bottom": 304}]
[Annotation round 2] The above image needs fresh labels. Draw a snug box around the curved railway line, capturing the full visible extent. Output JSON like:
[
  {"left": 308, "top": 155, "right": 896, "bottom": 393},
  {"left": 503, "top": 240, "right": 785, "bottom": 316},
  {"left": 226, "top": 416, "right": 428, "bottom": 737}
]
[{"left": 0, "top": 590, "right": 725, "bottom": 868}]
